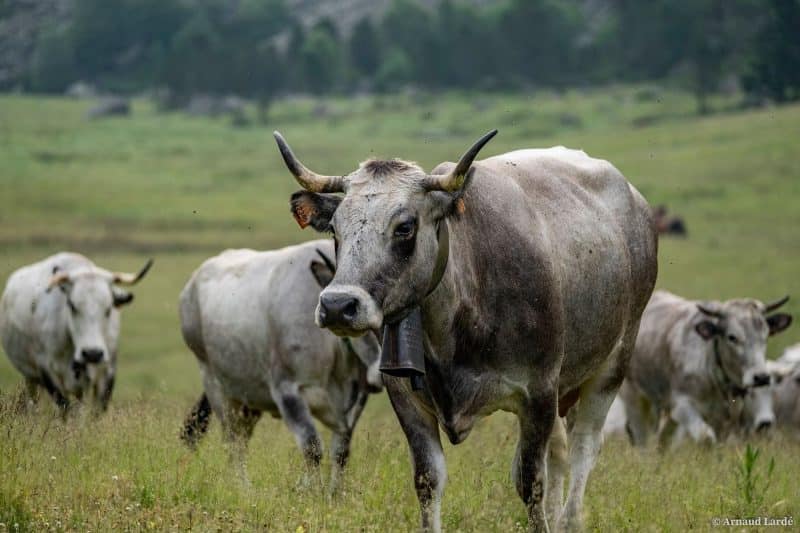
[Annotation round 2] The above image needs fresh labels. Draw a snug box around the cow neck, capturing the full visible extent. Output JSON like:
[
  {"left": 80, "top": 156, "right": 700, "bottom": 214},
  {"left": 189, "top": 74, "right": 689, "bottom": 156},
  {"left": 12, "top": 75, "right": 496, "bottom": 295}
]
[{"left": 710, "top": 338, "right": 747, "bottom": 399}]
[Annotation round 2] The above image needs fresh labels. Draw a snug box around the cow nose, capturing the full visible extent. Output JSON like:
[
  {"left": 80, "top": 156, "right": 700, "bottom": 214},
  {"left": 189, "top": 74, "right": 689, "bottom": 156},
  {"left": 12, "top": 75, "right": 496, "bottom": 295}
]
[
  {"left": 318, "top": 293, "right": 359, "bottom": 327},
  {"left": 753, "top": 373, "right": 771, "bottom": 387},
  {"left": 756, "top": 419, "right": 773, "bottom": 433},
  {"left": 81, "top": 348, "right": 104, "bottom": 364}
]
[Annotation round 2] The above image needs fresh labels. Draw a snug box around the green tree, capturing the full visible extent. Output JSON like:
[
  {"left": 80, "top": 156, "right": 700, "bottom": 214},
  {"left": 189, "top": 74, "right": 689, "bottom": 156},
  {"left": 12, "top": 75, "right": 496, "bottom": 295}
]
[
  {"left": 743, "top": 0, "right": 800, "bottom": 102},
  {"left": 436, "top": 0, "right": 497, "bottom": 88},
  {"left": 349, "top": 17, "right": 381, "bottom": 77},
  {"left": 374, "top": 48, "right": 413, "bottom": 92},
  {"left": 495, "top": 0, "right": 584, "bottom": 87},
  {"left": 300, "top": 26, "right": 344, "bottom": 94},
  {"left": 162, "top": 11, "right": 224, "bottom": 99},
  {"left": 30, "top": 26, "right": 76, "bottom": 93},
  {"left": 381, "top": 0, "right": 441, "bottom": 86},
  {"left": 71, "top": 0, "right": 186, "bottom": 89}
]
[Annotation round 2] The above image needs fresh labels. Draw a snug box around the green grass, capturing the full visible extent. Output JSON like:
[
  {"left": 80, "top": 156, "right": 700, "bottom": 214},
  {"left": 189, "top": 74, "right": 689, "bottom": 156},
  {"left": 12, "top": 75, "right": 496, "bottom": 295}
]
[{"left": 0, "top": 86, "right": 799, "bottom": 531}]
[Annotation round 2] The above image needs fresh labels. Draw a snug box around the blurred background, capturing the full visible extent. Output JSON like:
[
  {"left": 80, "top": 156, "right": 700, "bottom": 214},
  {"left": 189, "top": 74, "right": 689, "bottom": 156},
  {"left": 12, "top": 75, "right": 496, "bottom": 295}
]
[
  {"left": 1, "top": 1, "right": 799, "bottom": 530},
  {"left": 2, "top": 0, "right": 799, "bottom": 112}
]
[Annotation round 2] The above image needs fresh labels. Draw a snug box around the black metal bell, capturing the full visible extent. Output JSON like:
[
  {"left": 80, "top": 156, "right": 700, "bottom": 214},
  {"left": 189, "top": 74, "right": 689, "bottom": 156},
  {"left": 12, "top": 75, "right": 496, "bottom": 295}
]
[{"left": 380, "top": 307, "right": 426, "bottom": 389}]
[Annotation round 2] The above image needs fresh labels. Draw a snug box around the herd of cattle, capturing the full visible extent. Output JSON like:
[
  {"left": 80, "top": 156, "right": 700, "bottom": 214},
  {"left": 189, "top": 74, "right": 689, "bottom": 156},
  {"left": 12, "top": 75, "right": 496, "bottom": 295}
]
[{"left": 1, "top": 131, "right": 797, "bottom": 532}]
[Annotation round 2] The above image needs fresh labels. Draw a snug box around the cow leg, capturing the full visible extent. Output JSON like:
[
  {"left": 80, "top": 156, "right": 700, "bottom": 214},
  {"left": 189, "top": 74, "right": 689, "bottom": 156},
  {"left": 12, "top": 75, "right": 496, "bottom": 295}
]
[
  {"left": 99, "top": 374, "right": 115, "bottom": 412},
  {"left": 202, "top": 375, "right": 259, "bottom": 482},
  {"left": 657, "top": 412, "right": 681, "bottom": 451},
  {"left": 513, "top": 390, "right": 557, "bottom": 533},
  {"left": 40, "top": 371, "right": 69, "bottom": 414},
  {"left": 546, "top": 416, "right": 568, "bottom": 525},
  {"left": 220, "top": 402, "right": 261, "bottom": 483},
  {"left": 181, "top": 393, "right": 213, "bottom": 449},
  {"left": 15, "top": 378, "right": 41, "bottom": 412},
  {"left": 385, "top": 376, "right": 446, "bottom": 533},
  {"left": 272, "top": 383, "right": 324, "bottom": 488},
  {"left": 559, "top": 381, "right": 615, "bottom": 533},
  {"left": 330, "top": 386, "right": 369, "bottom": 496},
  {"left": 668, "top": 395, "right": 716, "bottom": 444},
  {"left": 619, "top": 380, "right": 652, "bottom": 447}
]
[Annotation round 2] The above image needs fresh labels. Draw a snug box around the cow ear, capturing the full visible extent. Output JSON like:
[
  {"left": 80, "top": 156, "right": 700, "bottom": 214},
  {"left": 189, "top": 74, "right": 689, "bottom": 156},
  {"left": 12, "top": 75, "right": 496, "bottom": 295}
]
[
  {"left": 428, "top": 167, "right": 475, "bottom": 219},
  {"left": 695, "top": 320, "right": 720, "bottom": 340},
  {"left": 766, "top": 313, "right": 792, "bottom": 336},
  {"left": 290, "top": 191, "right": 342, "bottom": 231},
  {"left": 309, "top": 260, "right": 334, "bottom": 288},
  {"left": 112, "top": 287, "right": 134, "bottom": 308}
]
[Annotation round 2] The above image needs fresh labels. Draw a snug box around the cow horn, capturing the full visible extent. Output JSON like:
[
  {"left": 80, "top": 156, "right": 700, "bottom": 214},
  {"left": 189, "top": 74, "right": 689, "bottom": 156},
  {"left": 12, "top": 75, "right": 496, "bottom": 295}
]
[
  {"left": 47, "top": 271, "right": 71, "bottom": 291},
  {"left": 423, "top": 129, "right": 498, "bottom": 192},
  {"left": 112, "top": 258, "right": 153, "bottom": 286},
  {"left": 273, "top": 131, "right": 346, "bottom": 193},
  {"left": 315, "top": 248, "right": 336, "bottom": 274},
  {"left": 764, "top": 295, "right": 789, "bottom": 313},
  {"left": 697, "top": 303, "right": 724, "bottom": 318}
]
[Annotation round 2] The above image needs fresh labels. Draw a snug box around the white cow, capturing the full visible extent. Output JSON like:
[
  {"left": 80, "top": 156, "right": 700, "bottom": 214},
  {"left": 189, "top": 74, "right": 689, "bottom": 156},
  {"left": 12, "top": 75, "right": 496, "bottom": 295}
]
[
  {"left": 179, "top": 240, "right": 382, "bottom": 490},
  {"left": 767, "top": 344, "right": 800, "bottom": 440},
  {"left": 0, "top": 252, "right": 152, "bottom": 411}
]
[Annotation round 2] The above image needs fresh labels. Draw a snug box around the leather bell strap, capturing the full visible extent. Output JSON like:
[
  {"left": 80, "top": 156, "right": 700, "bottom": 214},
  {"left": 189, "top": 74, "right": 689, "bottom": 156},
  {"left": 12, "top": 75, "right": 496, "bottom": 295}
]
[{"left": 425, "top": 219, "right": 450, "bottom": 297}]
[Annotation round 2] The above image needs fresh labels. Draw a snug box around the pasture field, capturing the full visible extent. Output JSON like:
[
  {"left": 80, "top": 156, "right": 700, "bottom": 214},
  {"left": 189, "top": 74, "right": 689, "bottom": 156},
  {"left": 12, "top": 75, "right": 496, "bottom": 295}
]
[{"left": 1, "top": 87, "right": 799, "bottom": 531}]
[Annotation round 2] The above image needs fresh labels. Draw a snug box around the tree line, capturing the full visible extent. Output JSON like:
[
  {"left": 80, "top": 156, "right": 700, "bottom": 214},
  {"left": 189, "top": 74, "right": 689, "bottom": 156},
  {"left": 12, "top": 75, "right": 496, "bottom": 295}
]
[{"left": 21, "top": 0, "right": 800, "bottom": 112}]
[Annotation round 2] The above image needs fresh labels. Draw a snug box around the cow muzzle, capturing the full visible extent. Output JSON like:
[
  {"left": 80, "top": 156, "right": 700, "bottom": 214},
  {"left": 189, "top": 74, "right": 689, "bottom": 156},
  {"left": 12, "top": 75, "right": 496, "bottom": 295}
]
[
  {"left": 80, "top": 348, "right": 105, "bottom": 364},
  {"left": 316, "top": 285, "right": 382, "bottom": 336},
  {"left": 754, "top": 415, "right": 775, "bottom": 433},
  {"left": 752, "top": 372, "right": 771, "bottom": 387}
]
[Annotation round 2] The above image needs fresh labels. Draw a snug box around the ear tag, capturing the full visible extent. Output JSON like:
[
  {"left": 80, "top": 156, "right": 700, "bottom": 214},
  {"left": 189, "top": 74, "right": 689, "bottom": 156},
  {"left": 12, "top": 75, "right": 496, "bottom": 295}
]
[{"left": 380, "top": 307, "right": 425, "bottom": 390}]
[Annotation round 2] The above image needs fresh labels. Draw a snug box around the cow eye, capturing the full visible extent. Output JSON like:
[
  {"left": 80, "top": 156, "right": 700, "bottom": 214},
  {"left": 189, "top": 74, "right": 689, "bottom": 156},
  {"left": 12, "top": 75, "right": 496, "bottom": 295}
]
[
  {"left": 394, "top": 220, "right": 415, "bottom": 238},
  {"left": 105, "top": 307, "right": 111, "bottom": 318},
  {"left": 67, "top": 300, "right": 78, "bottom": 314},
  {"left": 726, "top": 334, "right": 739, "bottom": 344}
]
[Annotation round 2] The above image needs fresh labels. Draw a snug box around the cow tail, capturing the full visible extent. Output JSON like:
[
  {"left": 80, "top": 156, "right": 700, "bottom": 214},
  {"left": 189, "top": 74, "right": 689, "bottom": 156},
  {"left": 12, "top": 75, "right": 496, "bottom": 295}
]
[{"left": 180, "top": 393, "right": 212, "bottom": 449}]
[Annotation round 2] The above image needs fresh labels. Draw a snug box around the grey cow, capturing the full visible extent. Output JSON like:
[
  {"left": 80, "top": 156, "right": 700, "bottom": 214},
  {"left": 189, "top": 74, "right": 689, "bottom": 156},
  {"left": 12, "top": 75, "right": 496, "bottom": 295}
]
[
  {"left": 766, "top": 344, "right": 800, "bottom": 440},
  {"left": 179, "top": 241, "right": 382, "bottom": 490},
  {"left": 274, "top": 130, "right": 658, "bottom": 531},
  {"left": 0, "top": 252, "right": 152, "bottom": 411},
  {"left": 621, "top": 290, "right": 792, "bottom": 448}
]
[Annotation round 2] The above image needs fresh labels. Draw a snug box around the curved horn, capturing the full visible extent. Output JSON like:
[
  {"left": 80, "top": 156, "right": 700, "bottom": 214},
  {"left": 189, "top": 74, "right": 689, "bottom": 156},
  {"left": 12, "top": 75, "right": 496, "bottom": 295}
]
[
  {"left": 112, "top": 258, "right": 153, "bottom": 286},
  {"left": 697, "top": 303, "right": 724, "bottom": 319},
  {"left": 424, "top": 129, "right": 498, "bottom": 192},
  {"left": 315, "top": 248, "right": 336, "bottom": 274},
  {"left": 273, "top": 131, "right": 346, "bottom": 193},
  {"left": 47, "top": 271, "right": 71, "bottom": 291},
  {"left": 764, "top": 295, "right": 789, "bottom": 313}
]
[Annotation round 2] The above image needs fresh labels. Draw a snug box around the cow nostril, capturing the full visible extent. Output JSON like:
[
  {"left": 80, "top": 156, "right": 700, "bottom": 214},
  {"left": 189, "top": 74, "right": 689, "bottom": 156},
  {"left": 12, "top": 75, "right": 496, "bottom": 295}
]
[
  {"left": 756, "top": 420, "right": 773, "bottom": 432},
  {"left": 342, "top": 300, "right": 358, "bottom": 320},
  {"left": 81, "top": 348, "right": 104, "bottom": 364},
  {"left": 753, "top": 373, "right": 771, "bottom": 387},
  {"left": 320, "top": 293, "right": 360, "bottom": 326}
]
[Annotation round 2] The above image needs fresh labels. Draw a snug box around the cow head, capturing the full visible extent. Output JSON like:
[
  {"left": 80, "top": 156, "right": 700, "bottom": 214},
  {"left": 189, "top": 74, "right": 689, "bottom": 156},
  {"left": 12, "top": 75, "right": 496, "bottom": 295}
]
[
  {"left": 278, "top": 130, "right": 497, "bottom": 336},
  {"left": 48, "top": 259, "right": 153, "bottom": 366},
  {"left": 695, "top": 296, "right": 792, "bottom": 393}
]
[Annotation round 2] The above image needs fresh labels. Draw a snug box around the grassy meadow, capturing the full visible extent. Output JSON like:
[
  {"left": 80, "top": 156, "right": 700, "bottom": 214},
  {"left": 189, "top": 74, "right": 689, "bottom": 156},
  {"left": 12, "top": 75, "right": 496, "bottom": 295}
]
[{"left": 0, "top": 87, "right": 799, "bottom": 531}]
